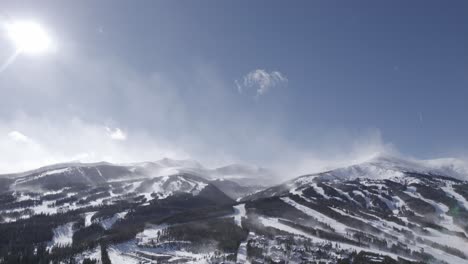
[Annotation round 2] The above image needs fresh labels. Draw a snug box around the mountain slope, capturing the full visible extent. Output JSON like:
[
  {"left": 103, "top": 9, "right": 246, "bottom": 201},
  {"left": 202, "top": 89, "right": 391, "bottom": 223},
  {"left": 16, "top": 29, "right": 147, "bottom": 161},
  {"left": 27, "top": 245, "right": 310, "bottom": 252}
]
[
  {"left": 1, "top": 158, "right": 277, "bottom": 192},
  {"left": 240, "top": 155, "right": 468, "bottom": 263},
  {"left": 1, "top": 156, "right": 468, "bottom": 263}
]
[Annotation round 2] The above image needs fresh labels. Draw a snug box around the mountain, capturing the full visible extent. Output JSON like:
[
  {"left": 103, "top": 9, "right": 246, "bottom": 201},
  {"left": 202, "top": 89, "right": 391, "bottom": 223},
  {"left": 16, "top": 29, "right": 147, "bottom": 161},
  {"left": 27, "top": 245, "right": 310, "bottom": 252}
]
[
  {"left": 241, "top": 154, "right": 468, "bottom": 263},
  {"left": 1, "top": 158, "right": 275, "bottom": 190},
  {"left": 209, "top": 179, "right": 263, "bottom": 200},
  {"left": 1, "top": 155, "right": 468, "bottom": 264},
  {"left": 313, "top": 154, "right": 468, "bottom": 181}
]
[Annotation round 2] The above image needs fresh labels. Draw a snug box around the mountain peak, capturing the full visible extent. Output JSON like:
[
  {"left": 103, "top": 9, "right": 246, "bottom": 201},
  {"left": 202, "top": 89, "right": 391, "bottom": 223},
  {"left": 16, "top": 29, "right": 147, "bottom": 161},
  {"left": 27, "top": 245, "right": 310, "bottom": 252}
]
[{"left": 321, "top": 153, "right": 468, "bottom": 181}]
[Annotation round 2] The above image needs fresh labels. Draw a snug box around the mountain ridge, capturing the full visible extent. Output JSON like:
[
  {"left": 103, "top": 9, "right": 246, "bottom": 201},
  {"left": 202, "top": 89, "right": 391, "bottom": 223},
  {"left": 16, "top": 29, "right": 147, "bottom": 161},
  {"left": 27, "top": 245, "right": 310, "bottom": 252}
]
[
  {"left": 1, "top": 155, "right": 468, "bottom": 263},
  {"left": 0, "top": 157, "right": 278, "bottom": 185}
]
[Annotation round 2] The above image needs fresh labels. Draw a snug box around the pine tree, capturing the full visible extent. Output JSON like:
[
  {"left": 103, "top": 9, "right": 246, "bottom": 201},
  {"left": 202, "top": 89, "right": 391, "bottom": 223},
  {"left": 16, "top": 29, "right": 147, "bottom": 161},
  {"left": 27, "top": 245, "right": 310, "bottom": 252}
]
[{"left": 101, "top": 243, "right": 112, "bottom": 264}]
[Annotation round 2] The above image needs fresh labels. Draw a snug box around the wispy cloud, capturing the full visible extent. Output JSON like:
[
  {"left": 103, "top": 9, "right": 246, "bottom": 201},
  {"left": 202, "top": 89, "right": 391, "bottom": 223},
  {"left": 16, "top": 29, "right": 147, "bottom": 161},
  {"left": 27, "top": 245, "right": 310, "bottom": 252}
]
[
  {"left": 0, "top": 50, "right": 395, "bottom": 179},
  {"left": 269, "top": 129, "right": 398, "bottom": 178},
  {"left": 0, "top": 48, "right": 450, "bottom": 181},
  {"left": 0, "top": 116, "right": 189, "bottom": 173},
  {"left": 236, "top": 69, "right": 287, "bottom": 97},
  {"left": 0, "top": 114, "right": 399, "bottom": 182},
  {"left": 106, "top": 127, "right": 127, "bottom": 141},
  {"left": 8, "top": 130, "right": 31, "bottom": 143}
]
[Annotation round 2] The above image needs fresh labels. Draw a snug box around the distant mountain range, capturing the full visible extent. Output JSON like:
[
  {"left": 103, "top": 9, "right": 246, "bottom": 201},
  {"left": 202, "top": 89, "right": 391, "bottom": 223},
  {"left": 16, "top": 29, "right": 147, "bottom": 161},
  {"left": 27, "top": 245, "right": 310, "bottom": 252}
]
[
  {"left": 1, "top": 158, "right": 278, "bottom": 191},
  {"left": 1, "top": 155, "right": 468, "bottom": 263}
]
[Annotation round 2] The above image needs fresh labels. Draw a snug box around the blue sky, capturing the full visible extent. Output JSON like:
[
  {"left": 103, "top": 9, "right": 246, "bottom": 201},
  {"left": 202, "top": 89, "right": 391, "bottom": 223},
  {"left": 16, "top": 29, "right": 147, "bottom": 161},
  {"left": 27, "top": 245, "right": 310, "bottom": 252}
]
[{"left": 0, "top": 1, "right": 467, "bottom": 174}]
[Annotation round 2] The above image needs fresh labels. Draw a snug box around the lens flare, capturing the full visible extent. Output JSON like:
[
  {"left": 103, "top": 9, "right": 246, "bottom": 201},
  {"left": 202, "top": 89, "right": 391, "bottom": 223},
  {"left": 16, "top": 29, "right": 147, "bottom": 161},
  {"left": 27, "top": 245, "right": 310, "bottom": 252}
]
[{"left": 6, "top": 21, "right": 51, "bottom": 55}]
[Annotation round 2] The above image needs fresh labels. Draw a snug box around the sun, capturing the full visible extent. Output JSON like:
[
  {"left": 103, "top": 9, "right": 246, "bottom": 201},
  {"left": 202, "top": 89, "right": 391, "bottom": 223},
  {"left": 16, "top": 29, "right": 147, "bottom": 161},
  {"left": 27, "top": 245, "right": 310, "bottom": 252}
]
[{"left": 5, "top": 21, "right": 52, "bottom": 55}]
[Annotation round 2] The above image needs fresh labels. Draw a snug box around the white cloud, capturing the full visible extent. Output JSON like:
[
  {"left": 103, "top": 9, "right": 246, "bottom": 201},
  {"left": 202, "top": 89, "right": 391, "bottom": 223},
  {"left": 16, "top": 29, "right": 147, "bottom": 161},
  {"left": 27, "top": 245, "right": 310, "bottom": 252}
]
[
  {"left": 8, "top": 130, "right": 31, "bottom": 143},
  {"left": 0, "top": 116, "right": 189, "bottom": 174},
  {"left": 236, "top": 69, "right": 288, "bottom": 96},
  {"left": 2, "top": 48, "right": 454, "bottom": 181},
  {"left": 261, "top": 129, "right": 398, "bottom": 179},
  {"left": 106, "top": 127, "right": 127, "bottom": 141},
  {"left": 0, "top": 51, "right": 399, "bottom": 179}
]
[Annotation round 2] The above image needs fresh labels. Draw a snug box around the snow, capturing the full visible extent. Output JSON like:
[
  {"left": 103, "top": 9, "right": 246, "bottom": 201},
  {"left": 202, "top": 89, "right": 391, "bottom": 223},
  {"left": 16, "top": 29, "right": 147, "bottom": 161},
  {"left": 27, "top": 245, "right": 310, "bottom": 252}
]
[
  {"left": 2, "top": 190, "right": 123, "bottom": 224},
  {"left": 422, "top": 227, "right": 468, "bottom": 254},
  {"left": 95, "top": 167, "right": 106, "bottom": 181},
  {"left": 331, "top": 192, "right": 400, "bottom": 224},
  {"left": 136, "top": 224, "right": 169, "bottom": 245},
  {"left": 330, "top": 206, "right": 468, "bottom": 263},
  {"left": 108, "top": 247, "right": 140, "bottom": 264},
  {"left": 2, "top": 189, "right": 119, "bottom": 223},
  {"left": 236, "top": 236, "right": 249, "bottom": 263},
  {"left": 89, "top": 196, "right": 108, "bottom": 207},
  {"left": 259, "top": 216, "right": 316, "bottom": 239},
  {"left": 310, "top": 182, "right": 329, "bottom": 199},
  {"left": 404, "top": 188, "right": 450, "bottom": 216},
  {"left": 14, "top": 192, "right": 36, "bottom": 201},
  {"left": 442, "top": 184, "right": 468, "bottom": 210},
  {"left": 74, "top": 246, "right": 101, "bottom": 263},
  {"left": 353, "top": 190, "right": 372, "bottom": 208},
  {"left": 258, "top": 216, "right": 414, "bottom": 262},
  {"left": 84, "top": 211, "right": 97, "bottom": 227},
  {"left": 140, "top": 175, "right": 208, "bottom": 202},
  {"left": 109, "top": 239, "right": 212, "bottom": 263},
  {"left": 52, "top": 203, "right": 445, "bottom": 263},
  {"left": 14, "top": 167, "right": 71, "bottom": 185},
  {"left": 167, "top": 176, "right": 208, "bottom": 195},
  {"left": 4, "top": 156, "right": 468, "bottom": 264},
  {"left": 281, "top": 197, "right": 349, "bottom": 234},
  {"left": 233, "top": 204, "right": 246, "bottom": 227},
  {"left": 43, "top": 187, "right": 70, "bottom": 196},
  {"left": 0, "top": 199, "right": 60, "bottom": 221},
  {"left": 49, "top": 222, "right": 75, "bottom": 248},
  {"left": 101, "top": 211, "right": 128, "bottom": 230},
  {"left": 392, "top": 195, "right": 406, "bottom": 210},
  {"left": 321, "top": 205, "right": 468, "bottom": 262},
  {"left": 423, "top": 158, "right": 468, "bottom": 181},
  {"left": 332, "top": 186, "right": 360, "bottom": 205},
  {"left": 422, "top": 244, "right": 468, "bottom": 264},
  {"left": 128, "top": 181, "right": 143, "bottom": 192},
  {"left": 32, "top": 200, "right": 59, "bottom": 215},
  {"left": 298, "top": 154, "right": 468, "bottom": 182}
]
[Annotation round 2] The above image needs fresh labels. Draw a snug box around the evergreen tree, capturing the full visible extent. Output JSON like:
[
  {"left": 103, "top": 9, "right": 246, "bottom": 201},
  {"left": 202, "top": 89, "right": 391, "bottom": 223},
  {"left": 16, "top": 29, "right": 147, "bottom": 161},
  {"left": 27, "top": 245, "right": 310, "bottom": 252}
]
[{"left": 101, "top": 243, "right": 112, "bottom": 264}]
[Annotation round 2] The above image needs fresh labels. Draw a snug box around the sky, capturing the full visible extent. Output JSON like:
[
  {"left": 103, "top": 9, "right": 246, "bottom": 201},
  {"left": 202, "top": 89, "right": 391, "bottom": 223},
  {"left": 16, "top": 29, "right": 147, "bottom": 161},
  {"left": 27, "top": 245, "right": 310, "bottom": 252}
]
[{"left": 0, "top": 0, "right": 467, "bottom": 175}]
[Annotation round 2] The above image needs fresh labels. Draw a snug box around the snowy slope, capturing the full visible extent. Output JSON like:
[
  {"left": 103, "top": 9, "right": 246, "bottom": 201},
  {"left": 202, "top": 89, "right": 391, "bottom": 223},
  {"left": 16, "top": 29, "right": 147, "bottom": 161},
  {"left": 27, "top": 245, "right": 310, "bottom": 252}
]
[
  {"left": 319, "top": 154, "right": 468, "bottom": 181},
  {"left": 240, "top": 155, "right": 468, "bottom": 264},
  {"left": 49, "top": 222, "right": 75, "bottom": 248},
  {"left": 2, "top": 155, "right": 468, "bottom": 264},
  {"left": 2, "top": 158, "right": 275, "bottom": 193}
]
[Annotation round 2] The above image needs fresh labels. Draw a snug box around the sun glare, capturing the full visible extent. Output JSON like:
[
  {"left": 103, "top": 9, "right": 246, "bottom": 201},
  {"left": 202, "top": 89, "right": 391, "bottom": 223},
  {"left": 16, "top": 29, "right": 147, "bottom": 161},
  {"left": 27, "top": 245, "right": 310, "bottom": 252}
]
[{"left": 6, "top": 21, "right": 52, "bottom": 55}]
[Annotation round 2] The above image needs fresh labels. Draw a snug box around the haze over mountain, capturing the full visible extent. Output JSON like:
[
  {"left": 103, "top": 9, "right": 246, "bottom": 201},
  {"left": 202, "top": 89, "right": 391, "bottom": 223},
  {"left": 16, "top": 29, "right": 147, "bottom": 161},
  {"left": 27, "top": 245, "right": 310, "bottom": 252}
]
[
  {"left": 1, "top": 157, "right": 279, "bottom": 188},
  {"left": 1, "top": 1, "right": 468, "bottom": 179}
]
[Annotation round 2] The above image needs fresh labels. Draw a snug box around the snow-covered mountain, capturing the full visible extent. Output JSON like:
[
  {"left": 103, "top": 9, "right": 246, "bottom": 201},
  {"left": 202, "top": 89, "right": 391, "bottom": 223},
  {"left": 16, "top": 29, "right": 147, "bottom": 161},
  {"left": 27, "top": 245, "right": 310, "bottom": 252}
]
[
  {"left": 294, "top": 154, "right": 468, "bottom": 182},
  {"left": 318, "top": 154, "right": 468, "bottom": 181},
  {"left": 239, "top": 154, "right": 468, "bottom": 263},
  {"left": 2, "top": 158, "right": 277, "bottom": 191},
  {"left": 1, "top": 155, "right": 468, "bottom": 264}
]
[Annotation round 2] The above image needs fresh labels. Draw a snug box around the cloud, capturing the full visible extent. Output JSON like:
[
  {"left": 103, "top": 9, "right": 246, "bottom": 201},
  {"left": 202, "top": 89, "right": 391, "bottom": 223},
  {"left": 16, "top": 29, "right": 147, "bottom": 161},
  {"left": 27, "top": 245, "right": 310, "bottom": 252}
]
[
  {"left": 0, "top": 113, "right": 398, "bottom": 183},
  {"left": 267, "top": 129, "right": 398, "bottom": 179},
  {"left": 0, "top": 50, "right": 245, "bottom": 173},
  {"left": 236, "top": 69, "right": 287, "bottom": 96},
  {"left": 106, "top": 127, "right": 127, "bottom": 141},
  {"left": 0, "top": 47, "right": 439, "bottom": 182},
  {"left": 0, "top": 115, "right": 189, "bottom": 174},
  {"left": 8, "top": 130, "right": 31, "bottom": 143},
  {"left": 0, "top": 49, "right": 393, "bottom": 179}
]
